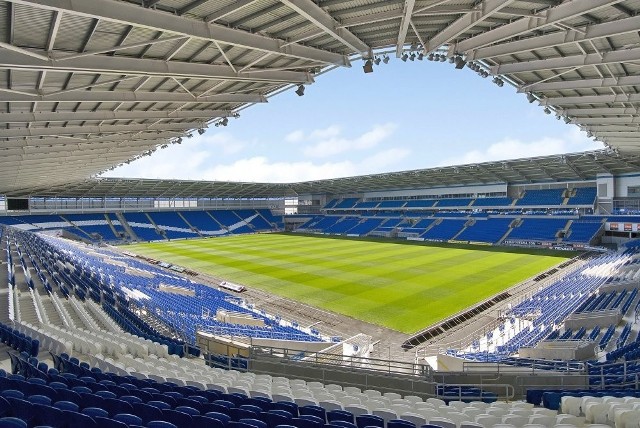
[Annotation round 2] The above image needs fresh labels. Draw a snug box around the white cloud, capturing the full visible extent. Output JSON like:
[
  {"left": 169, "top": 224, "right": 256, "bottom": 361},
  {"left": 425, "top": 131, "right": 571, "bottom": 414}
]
[
  {"left": 438, "top": 128, "right": 602, "bottom": 167},
  {"left": 302, "top": 123, "right": 397, "bottom": 158},
  {"left": 284, "top": 130, "right": 305, "bottom": 143}
]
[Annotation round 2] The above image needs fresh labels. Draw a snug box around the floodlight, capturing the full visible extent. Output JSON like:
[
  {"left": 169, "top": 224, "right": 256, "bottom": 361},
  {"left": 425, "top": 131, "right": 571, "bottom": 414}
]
[
  {"left": 295, "top": 84, "right": 305, "bottom": 96},
  {"left": 197, "top": 128, "right": 205, "bottom": 135},
  {"left": 526, "top": 92, "right": 536, "bottom": 103},
  {"left": 221, "top": 117, "right": 229, "bottom": 126},
  {"left": 417, "top": 53, "right": 423, "bottom": 60},
  {"left": 401, "top": 53, "right": 408, "bottom": 62},
  {"left": 363, "top": 59, "right": 373, "bottom": 73},
  {"left": 587, "top": 131, "right": 593, "bottom": 138},
  {"left": 374, "top": 57, "right": 381, "bottom": 65},
  {"left": 428, "top": 53, "right": 434, "bottom": 61},
  {"left": 439, "top": 55, "right": 446, "bottom": 62},
  {"left": 563, "top": 116, "right": 571, "bottom": 124},
  {"left": 448, "top": 56, "right": 454, "bottom": 63},
  {"left": 382, "top": 56, "right": 390, "bottom": 64},
  {"left": 187, "top": 133, "right": 193, "bottom": 138},
  {"left": 454, "top": 56, "right": 466, "bottom": 69},
  {"left": 543, "top": 107, "right": 551, "bottom": 114},
  {"left": 409, "top": 53, "right": 416, "bottom": 61},
  {"left": 434, "top": 54, "right": 440, "bottom": 61},
  {"left": 176, "top": 137, "right": 182, "bottom": 144}
]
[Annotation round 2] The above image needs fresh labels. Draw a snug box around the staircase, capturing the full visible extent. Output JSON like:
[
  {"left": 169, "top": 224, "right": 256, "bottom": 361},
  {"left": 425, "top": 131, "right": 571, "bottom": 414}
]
[
  {"left": 105, "top": 213, "right": 122, "bottom": 240},
  {"left": 178, "top": 212, "right": 204, "bottom": 237},
  {"left": 115, "top": 213, "right": 138, "bottom": 241}
]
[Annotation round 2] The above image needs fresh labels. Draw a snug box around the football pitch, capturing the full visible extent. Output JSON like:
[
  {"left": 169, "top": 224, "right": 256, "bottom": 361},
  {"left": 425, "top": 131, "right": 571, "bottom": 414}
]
[{"left": 127, "top": 234, "right": 570, "bottom": 334}]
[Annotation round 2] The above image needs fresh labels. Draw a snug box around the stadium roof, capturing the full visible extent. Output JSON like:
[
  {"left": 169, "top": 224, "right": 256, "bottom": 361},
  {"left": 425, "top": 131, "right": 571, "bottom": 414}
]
[
  {"left": 14, "top": 149, "right": 640, "bottom": 198},
  {"left": 2, "top": 0, "right": 640, "bottom": 196}
]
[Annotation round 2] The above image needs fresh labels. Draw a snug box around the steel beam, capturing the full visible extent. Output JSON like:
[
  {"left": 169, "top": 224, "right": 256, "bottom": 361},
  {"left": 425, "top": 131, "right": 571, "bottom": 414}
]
[
  {"left": 0, "top": 49, "right": 313, "bottom": 84},
  {"left": 468, "top": 14, "right": 640, "bottom": 60},
  {"left": 456, "top": 0, "right": 625, "bottom": 53},
  {"left": 425, "top": 0, "right": 516, "bottom": 53},
  {"left": 0, "top": 133, "right": 181, "bottom": 148},
  {"left": 520, "top": 75, "right": 640, "bottom": 92},
  {"left": 205, "top": 0, "right": 259, "bottom": 22},
  {"left": 561, "top": 107, "right": 639, "bottom": 116},
  {"left": 573, "top": 117, "right": 640, "bottom": 125},
  {"left": 9, "top": 0, "right": 349, "bottom": 66},
  {"left": 0, "top": 109, "right": 234, "bottom": 123},
  {"left": 280, "top": 0, "right": 369, "bottom": 55},
  {"left": 396, "top": 0, "right": 415, "bottom": 57},
  {"left": 541, "top": 93, "right": 640, "bottom": 106},
  {"left": 1, "top": 90, "right": 267, "bottom": 104},
  {"left": 0, "top": 122, "right": 201, "bottom": 138},
  {"left": 492, "top": 47, "right": 640, "bottom": 74}
]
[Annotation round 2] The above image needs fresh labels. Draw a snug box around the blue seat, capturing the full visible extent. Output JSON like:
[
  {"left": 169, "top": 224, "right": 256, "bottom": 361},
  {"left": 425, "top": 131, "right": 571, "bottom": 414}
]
[
  {"left": 214, "top": 400, "right": 236, "bottom": 409},
  {"left": 147, "top": 401, "right": 171, "bottom": 411},
  {"left": 299, "top": 407, "right": 325, "bottom": 421},
  {"left": 63, "top": 410, "right": 98, "bottom": 428},
  {"left": 5, "top": 398, "right": 33, "bottom": 424},
  {"left": 0, "top": 391, "right": 23, "bottom": 400},
  {"left": 31, "top": 403, "right": 64, "bottom": 428},
  {"left": 291, "top": 417, "right": 323, "bottom": 428},
  {"left": 330, "top": 421, "right": 356, "bottom": 428},
  {"left": 28, "top": 394, "right": 52, "bottom": 406},
  {"left": 113, "top": 413, "right": 143, "bottom": 426},
  {"left": 194, "top": 415, "right": 226, "bottom": 428},
  {"left": 120, "top": 396, "right": 143, "bottom": 405},
  {"left": 102, "top": 398, "right": 134, "bottom": 416},
  {"left": 131, "top": 402, "right": 163, "bottom": 424},
  {"left": 387, "top": 420, "right": 416, "bottom": 428},
  {"left": 95, "top": 416, "right": 129, "bottom": 428},
  {"left": 228, "top": 422, "right": 258, "bottom": 428},
  {"left": 355, "top": 416, "right": 383, "bottom": 428},
  {"left": 263, "top": 412, "right": 292, "bottom": 428},
  {"left": 0, "top": 417, "right": 27, "bottom": 428},
  {"left": 162, "top": 409, "right": 193, "bottom": 427},
  {"left": 0, "top": 398, "right": 10, "bottom": 418},
  {"left": 230, "top": 408, "right": 257, "bottom": 421},
  {"left": 147, "top": 422, "right": 177, "bottom": 428},
  {"left": 175, "top": 406, "right": 200, "bottom": 416},
  {"left": 326, "top": 411, "right": 354, "bottom": 424},
  {"left": 54, "top": 400, "right": 80, "bottom": 412},
  {"left": 205, "top": 411, "right": 232, "bottom": 426},
  {"left": 240, "top": 418, "right": 268, "bottom": 428},
  {"left": 272, "top": 403, "right": 297, "bottom": 418},
  {"left": 82, "top": 407, "right": 110, "bottom": 418}
]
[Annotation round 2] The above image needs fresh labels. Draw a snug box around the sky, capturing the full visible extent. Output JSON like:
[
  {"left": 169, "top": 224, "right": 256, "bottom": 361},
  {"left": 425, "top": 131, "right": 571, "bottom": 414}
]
[{"left": 105, "top": 58, "right": 602, "bottom": 183}]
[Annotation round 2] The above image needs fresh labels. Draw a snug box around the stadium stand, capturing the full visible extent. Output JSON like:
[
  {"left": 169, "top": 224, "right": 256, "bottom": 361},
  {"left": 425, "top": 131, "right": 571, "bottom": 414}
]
[
  {"left": 455, "top": 218, "right": 513, "bottom": 244},
  {"left": 515, "top": 189, "right": 566, "bottom": 206}
]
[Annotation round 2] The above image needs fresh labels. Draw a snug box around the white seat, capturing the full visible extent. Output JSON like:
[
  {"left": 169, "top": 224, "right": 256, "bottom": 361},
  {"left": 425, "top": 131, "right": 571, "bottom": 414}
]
[
  {"left": 319, "top": 400, "right": 343, "bottom": 411},
  {"left": 493, "top": 425, "right": 517, "bottom": 428},
  {"left": 295, "top": 398, "right": 318, "bottom": 407},
  {"left": 562, "top": 397, "right": 583, "bottom": 416},
  {"left": 511, "top": 403, "right": 534, "bottom": 410},
  {"left": 365, "top": 390, "right": 383, "bottom": 398},
  {"left": 460, "top": 424, "right": 483, "bottom": 428},
  {"left": 428, "top": 398, "right": 446, "bottom": 407},
  {"left": 400, "top": 413, "right": 427, "bottom": 427},
  {"left": 429, "top": 417, "right": 456, "bottom": 428},
  {"left": 463, "top": 409, "right": 484, "bottom": 420},
  {"left": 345, "top": 405, "right": 369, "bottom": 417},
  {"left": 555, "top": 415, "right": 584, "bottom": 426},
  {"left": 528, "top": 415, "right": 556, "bottom": 426},
  {"left": 487, "top": 408, "right": 508, "bottom": 418},
  {"left": 326, "top": 384, "right": 343, "bottom": 392},
  {"left": 617, "top": 409, "right": 640, "bottom": 428},
  {"left": 609, "top": 404, "right": 635, "bottom": 426},
  {"left": 372, "top": 409, "right": 398, "bottom": 424},
  {"left": 510, "top": 410, "right": 533, "bottom": 418},
  {"left": 449, "top": 402, "right": 468, "bottom": 412},
  {"left": 532, "top": 409, "right": 558, "bottom": 417},
  {"left": 404, "top": 396, "right": 424, "bottom": 404},
  {"left": 417, "top": 408, "right": 440, "bottom": 422},
  {"left": 502, "top": 415, "right": 529, "bottom": 427},
  {"left": 585, "top": 403, "right": 609, "bottom": 424},
  {"left": 475, "top": 415, "right": 502, "bottom": 428},
  {"left": 522, "top": 425, "right": 547, "bottom": 428},
  {"left": 344, "top": 387, "right": 362, "bottom": 395}
]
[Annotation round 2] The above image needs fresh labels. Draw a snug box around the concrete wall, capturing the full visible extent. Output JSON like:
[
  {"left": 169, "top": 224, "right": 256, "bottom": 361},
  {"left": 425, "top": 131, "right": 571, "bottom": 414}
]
[{"left": 564, "top": 310, "right": 622, "bottom": 329}]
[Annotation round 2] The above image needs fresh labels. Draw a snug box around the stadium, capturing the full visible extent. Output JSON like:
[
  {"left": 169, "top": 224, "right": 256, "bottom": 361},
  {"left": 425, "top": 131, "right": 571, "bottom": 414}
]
[{"left": 3, "top": 0, "right": 640, "bottom": 427}]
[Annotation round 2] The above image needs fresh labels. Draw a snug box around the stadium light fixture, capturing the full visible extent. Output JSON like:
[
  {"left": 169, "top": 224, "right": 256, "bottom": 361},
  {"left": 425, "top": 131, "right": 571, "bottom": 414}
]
[
  {"left": 401, "top": 53, "right": 408, "bottom": 62},
  {"left": 409, "top": 53, "right": 416, "bottom": 61},
  {"left": 563, "top": 116, "right": 571, "bottom": 124},
  {"left": 544, "top": 107, "right": 551, "bottom": 114},
  {"left": 587, "top": 131, "right": 593, "bottom": 138},
  {"left": 439, "top": 55, "right": 446, "bottom": 62},
  {"left": 363, "top": 59, "right": 373, "bottom": 73},
  {"left": 526, "top": 92, "right": 536, "bottom": 103},
  {"left": 197, "top": 128, "right": 205, "bottom": 135},
  {"left": 417, "top": 53, "right": 424, "bottom": 61},
  {"left": 295, "top": 84, "right": 305, "bottom": 96},
  {"left": 176, "top": 137, "right": 182, "bottom": 144},
  {"left": 382, "top": 56, "right": 390, "bottom": 64},
  {"left": 454, "top": 56, "right": 466, "bottom": 69},
  {"left": 428, "top": 53, "right": 434, "bottom": 61},
  {"left": 374, "top": 57, "right": 381, "bottom": 66}
]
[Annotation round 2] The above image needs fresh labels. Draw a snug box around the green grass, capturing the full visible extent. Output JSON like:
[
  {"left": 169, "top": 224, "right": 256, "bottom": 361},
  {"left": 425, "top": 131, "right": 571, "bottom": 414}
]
[{"left": 126, "top": 233, "right": 570, "bottom": 334}]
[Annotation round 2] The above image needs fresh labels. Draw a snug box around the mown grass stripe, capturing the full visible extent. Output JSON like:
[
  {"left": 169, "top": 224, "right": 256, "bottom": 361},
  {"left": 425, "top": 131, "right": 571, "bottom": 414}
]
[{"left": 128, "top": 234, "right": 569, "bottom": 333}]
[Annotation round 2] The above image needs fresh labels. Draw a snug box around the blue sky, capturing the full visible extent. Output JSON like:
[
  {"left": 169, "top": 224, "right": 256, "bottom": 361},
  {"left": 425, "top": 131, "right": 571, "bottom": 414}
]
[{"left": 106, "top": 58, "right": 601, "bottom": 182}]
